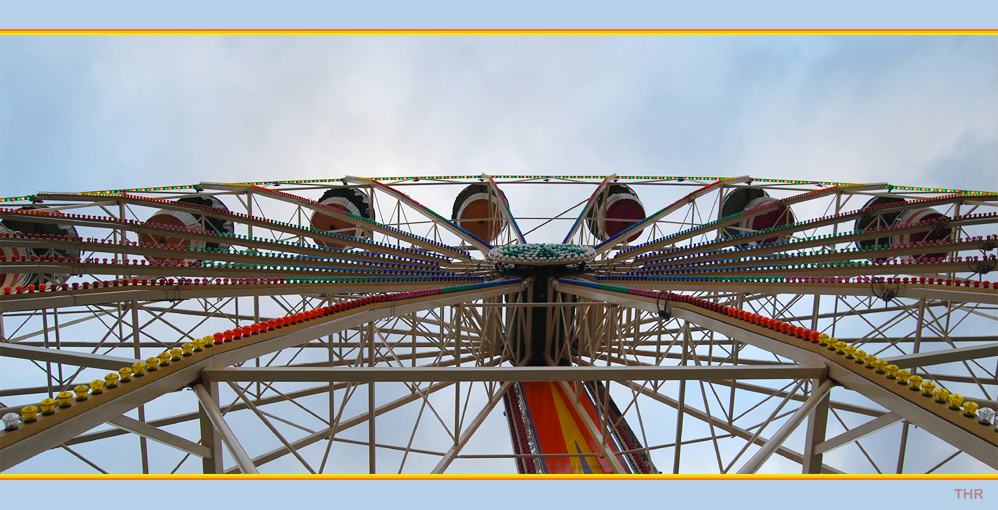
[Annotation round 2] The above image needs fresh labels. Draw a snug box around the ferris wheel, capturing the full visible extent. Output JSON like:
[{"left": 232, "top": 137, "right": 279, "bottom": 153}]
[{"left": 0, "top": 174, "right": 995, "bottom": 475}]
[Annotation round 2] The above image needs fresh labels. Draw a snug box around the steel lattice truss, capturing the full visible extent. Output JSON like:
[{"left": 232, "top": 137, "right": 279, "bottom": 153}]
[{"left": 1, "top": 175, "right": 995, "bottom": 474}]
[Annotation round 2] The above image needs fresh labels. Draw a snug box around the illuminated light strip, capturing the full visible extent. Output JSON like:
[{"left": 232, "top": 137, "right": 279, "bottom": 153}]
[
  {"left": 636, "top": 209, "right": 997, "bottom": 267},
  {"left": 0, "top": 233, "right": 443, "bottom": 271},
  {"left": 4, "top": 177, "right": 995, "bottom": 203},
  {"left": 591, "top": 275, "right": 998, "bottom": 302},
  {"left": 635, "top": 217, "right": 993, "bottom": 268},
  {"left": 0, "top": 259, "right": 485, "bottom": 287},
  {"left": 634, "top": 193, "right": 998, "bottom": 265},
  {"left": 7, "top": 177, "right": 995, "bottom": 203},
  {"left": 0, "top": 255, "right": 468, "bottom": 278},
  {"left": 643, "top": 208, "right": 996, "bottom": 266},
  {"left": 616, "top": 183, "right": 855, "bottom": 258},
  {"left": 0, "top": 206, "right": 450, "bottom": 267},
  {"left": 0, "top": 204, "right": 364, "bottom": 261},
  {"left": 0, "top": 277, "right": 511, "bottom": 313},
  {"left": 596, "top": 272, "right": 996, "bottom": 290},
  {"left": 0, "top": 275, "right": 488, "bottom": 294},
  {"left": 627, "top": 231, "right": 997, "bottom": 277},
  {"left": 616, "top": 259, "right": 993, "bottom": 282}
]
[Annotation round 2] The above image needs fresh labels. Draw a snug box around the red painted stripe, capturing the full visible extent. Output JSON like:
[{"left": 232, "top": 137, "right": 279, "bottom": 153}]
[{"left": 521, "top": 381, "right": 574, "bottom": 473}]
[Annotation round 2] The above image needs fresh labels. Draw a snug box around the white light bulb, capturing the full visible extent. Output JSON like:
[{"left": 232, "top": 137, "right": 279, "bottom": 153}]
[
  {"left": 977, "top": 407, "right": 996, "bottom": 426},
  {"left": 2, "top": 413, "right": 20, "bottom": 431}
]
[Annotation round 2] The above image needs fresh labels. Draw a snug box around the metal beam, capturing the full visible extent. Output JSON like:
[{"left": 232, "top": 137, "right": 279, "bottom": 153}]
[
  {"left": 223, "top": 381, "right": 457, "bottom": 473},
  {"left": 712, "top": 379, "right": 886, "bottom": 418},
  {"left": 199, "top": 381, "right": 224, "bottom": 474},
  {"left": 193, "top": 384, "right": 258, "bottom": 474},
  {"left": 1, "top": 342, "right": 141, "bottom": 370},
  {"left": 561, "top": 174, "right": 615, "bottom": 244},
  {"left": 431, "top": 381, "right": 512, "bottom": 473},
  {"left": 737, "top": 379, "right": 834, "bottom": 474},
  {"left": 481, "top": 174, "right": 526, "bottom": 244},
  {"left": 108, "top": 415, "right": 211, "bottom": 459},
  {"left": 344, "top": 176, "right": 485, "bottom": 257},
  {"left": 619, "top": 379, "right": 843, "bottom": 474},
  {"left": 684, "top": 309, "right": 998, "bottom": 467},
  {"left": 1, "top": 360, "right": 206, "bottom": 471},
  {"left": 203, "top": 365, "right": 827, "bottom": 383},
  {"left": 801, "top": 380, "right": 830, "bottom": 474},
  {"left": 63, "top": 383, "right": 344, "bottom": 447},
  {"left": 881, "top": 343, "right": 998, "bottom": 369},
  {"left": 557, "top": 283, "right": 998, "bottom": 467},
  {"left": 226, "top": 382, "right": 315, "bottom": 474},
  {"left": 813, "top": 412, "right": 904, "bottom": 456},
  {"left": 209, "top": 283, "right": 527, "bottom": 367}
]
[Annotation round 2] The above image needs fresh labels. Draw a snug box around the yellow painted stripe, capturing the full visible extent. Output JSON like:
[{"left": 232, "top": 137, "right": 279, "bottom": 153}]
[{"left": 549, "top": 382, "right": 607, "bottom": 474}]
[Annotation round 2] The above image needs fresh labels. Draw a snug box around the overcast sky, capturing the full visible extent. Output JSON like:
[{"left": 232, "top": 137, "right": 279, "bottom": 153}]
[{"left": 2, "top": 35, "right": 995, "bottom": 200}]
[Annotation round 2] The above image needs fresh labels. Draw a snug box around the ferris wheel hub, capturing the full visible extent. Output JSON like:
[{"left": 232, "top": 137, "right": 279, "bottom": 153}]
[{"left": 488, "top": 243, "right": 595, "bottom": 266}]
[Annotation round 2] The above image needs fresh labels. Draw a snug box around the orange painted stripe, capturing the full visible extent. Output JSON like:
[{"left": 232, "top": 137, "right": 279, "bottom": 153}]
[{"left": 521, "top": 381, "right": 572, "bottom": 473}]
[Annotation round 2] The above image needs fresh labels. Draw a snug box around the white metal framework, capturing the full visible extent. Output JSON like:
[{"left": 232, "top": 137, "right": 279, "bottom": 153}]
[{"left": 1, "top": 175, "right": 995, "bottom": 474}]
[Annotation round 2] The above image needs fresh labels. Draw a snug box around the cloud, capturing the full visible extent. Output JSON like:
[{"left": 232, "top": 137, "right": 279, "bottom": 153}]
[
  {"left": 729, "top": 37, "right": 997, "bottom": 186},
  {"left": 3, "top": 35, "right": 994, "bottom": 202}
]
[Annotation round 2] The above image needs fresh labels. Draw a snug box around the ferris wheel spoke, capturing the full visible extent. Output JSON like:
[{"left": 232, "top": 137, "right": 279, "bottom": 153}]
[
  {"left": 479, "top": 174, "right": 525, "bottom": 244},
  {"left": 640, "top": 211, "right": 996, "bottom": 265},
  {"left": 561, "top": 174, "right": 615, "bottom": 244},
  {"left": 200, "top": 183, "right": 473, "bottom": 259},
  {"left": 0, "top": 204, "right": 460, "bottom": 282},
  {"left": 617, "top": 181, "right": 877, "bottom": 262},
  {"left": 592, "top": 176, "right": 749, "bottom": 256},
  {"left": 343, "top": 176, "right": 491, "bottom": 254}
]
